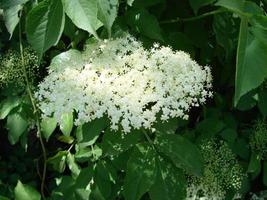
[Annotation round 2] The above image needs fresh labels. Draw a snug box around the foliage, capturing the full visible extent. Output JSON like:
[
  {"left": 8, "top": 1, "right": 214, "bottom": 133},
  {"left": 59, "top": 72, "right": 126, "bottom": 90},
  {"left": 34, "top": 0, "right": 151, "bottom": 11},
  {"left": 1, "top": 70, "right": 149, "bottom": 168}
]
[{"left": 0, "top": 0, "right": 266, "bottom": 200}]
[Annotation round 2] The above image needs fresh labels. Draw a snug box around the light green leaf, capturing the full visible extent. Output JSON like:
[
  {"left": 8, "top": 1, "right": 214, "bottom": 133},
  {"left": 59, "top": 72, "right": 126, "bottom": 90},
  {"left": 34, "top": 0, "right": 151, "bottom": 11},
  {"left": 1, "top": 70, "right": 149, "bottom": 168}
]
[
  {"left": 215, "top": 0, "right": 244, "bottom": 13},
  {"left": 67, "top": 153, "right": 81, "bottom": 178},
  {"left": 60, "top": 112, "right": 73, "bottom": 136},
  {"left": 62, "top": 0, "right": 99, "bottom": 38},
  {"left": 127, "top": 0, "right": 135, "bottom": 6},
  {"left": 155, "top": 134, "right": 204, "bottom": 176},
  {"left": 126, "top": 8, "right": 163, "bottom": 41},
  {"left": 3, "top": 5, "right": 22, "bottom": 38},
  {"left": 47, "top": 151, "right": 68, "bottom": 173},
  {"left": 0, "top": 96, "right": 20, "bottom": 119},
  {"left": 41, "top": 117, "right": 57, "bottom": 141},
  {"left": 124, "top": 143, "right": 157, "bottom": 200},
  {"left": 6, "top": 112, "right": 28, "bottom": 145},
  {"left": 26, "top": 0, "right": 65, "bottom": 58},
  {"left": 97, "top": 0, "right": 118, "bottom": 37},
  {"left": 149, "top": 157, "right": 187, "bottom": 200},
  {"left": 189, "top": 0, "right": 216, "bottom": 14},
  {"left": 234, "top": 17, "right": 267, "bottom": 105},
  {"left": 14, "top": 181, "right": 41, "bottom": 200},
  {"left": 49, "top": 49, "right": 83, "bottom": 72},
  {"left": 0, "top": 0, "right": 29, "bottom": 9}
]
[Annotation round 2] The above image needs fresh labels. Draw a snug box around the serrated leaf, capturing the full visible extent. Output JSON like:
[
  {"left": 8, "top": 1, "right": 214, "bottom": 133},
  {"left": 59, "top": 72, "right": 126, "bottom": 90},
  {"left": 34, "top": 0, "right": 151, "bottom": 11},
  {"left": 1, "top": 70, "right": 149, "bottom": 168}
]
[
  {"left": 14, "top": 181, "right": 41, "bottom": 200},
  {"left": 26, "top": 0, "right": 65, "bottom": 58},
  {"left": 60, "top": 112, "right": 73, "bottom": 136},
  {"left": 0, "top": 96, "right": 20, "bottom": 119},
  {"left": 62, "top": 0, "right": 99, "bottom": 38},
  {"left": 97, "top": 0, "right": 118, "bottom": 37},
  {"left": 0, "top": 0, "right": 29, "bottom": 9},
  {"left": 3, "top": 5, "right": 22, "bottom": 38},
  {"left": 126, "top": 8, "right": 163, "bottom": 41},
  {"left": 149, "top": 157, "right": 187, "bottom": 200},
  {"left": 155, "top": 134, "right": 204, "bottom": 176},
  {"left": 6, "top": 112, "right": 28, "bottom": 145},
  {"left": 124, "top": 143, "right": 157, "bottom": 200},
  {"left": 41, "top": 117, "right": 57, "bottom": 141}
]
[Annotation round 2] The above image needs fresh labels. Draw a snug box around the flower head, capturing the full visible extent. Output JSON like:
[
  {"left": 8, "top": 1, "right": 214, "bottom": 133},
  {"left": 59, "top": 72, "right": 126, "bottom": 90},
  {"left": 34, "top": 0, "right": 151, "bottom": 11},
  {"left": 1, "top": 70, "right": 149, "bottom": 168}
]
[{"left": 36, "top": 34, "right": 212, "bottom": 132}]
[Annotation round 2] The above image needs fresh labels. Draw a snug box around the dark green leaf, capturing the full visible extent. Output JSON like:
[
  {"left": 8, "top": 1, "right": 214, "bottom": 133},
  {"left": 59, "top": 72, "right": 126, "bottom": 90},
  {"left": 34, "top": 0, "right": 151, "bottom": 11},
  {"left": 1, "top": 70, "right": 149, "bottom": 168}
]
[
  {"left": 189, "top": 0, "right": 216, "bottom": 14},
  {"left": 155, "top": 134, "right": 204, "bottom": 176},
  {"left": 14, "top": 181, "right": 41, "bottom": 200},
  {"left": 6, "top": 112, "right": 28, "bottom": 145},
  {"left": 97, "top": 0, "right": 118, "bottom": 37},
  {"left": 258, "top": 87, "right": 267, "bottom": 117},
  {"left": 263, "top": 162, "right": 267, "bottom": 186},
  {"left": 247, "top": 152, "right": 261, "bottom": 178},
  {"left": 234, "top": 17, "right": 267, "bottom": 105},
  {"left": 149, "top": 157, "right": 186, "bottom": 200},
  {"left": 76, "top": 117, "right": 108, "bottom": 147},
  {"left": 60, "top": 112, "right": 73, "bottom": 136},
  {"left": 124, "top": 143, "right": 157, "bottom": 200},
  {"left": 126, "top": 8, "right": 163, "bottom": 41},
  {"left": 101, "top": 129, "right": 143, "bottom": 156},
  {"left": 62, "top": 0, "right": 100, "bottom": 38},
  {"left": 26, "top": 0, "right": 65, "bottom": 58},
  {"left": 41, "top": 117, "right": 57, "bottom": 141}
]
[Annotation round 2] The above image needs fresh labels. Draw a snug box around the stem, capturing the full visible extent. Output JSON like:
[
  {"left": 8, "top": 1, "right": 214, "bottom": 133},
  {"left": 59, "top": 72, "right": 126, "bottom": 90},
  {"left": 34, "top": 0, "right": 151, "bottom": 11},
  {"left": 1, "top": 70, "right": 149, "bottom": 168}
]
[
  {"left": 19, "top": 18, "right": 47, "bottom": 199},
  {"left": 160, "top": 9, "right": 227, "bottom": 24},
  {"left": 142, "top": 129, "right": 157, "bottom": 151}
]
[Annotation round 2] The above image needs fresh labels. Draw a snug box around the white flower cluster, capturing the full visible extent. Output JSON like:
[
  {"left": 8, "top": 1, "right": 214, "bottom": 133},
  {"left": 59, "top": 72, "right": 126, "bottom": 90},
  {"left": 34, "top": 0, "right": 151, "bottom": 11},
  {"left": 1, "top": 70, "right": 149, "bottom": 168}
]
[{"left": 35, "top": 35, "right": 212, "bottom": 132}]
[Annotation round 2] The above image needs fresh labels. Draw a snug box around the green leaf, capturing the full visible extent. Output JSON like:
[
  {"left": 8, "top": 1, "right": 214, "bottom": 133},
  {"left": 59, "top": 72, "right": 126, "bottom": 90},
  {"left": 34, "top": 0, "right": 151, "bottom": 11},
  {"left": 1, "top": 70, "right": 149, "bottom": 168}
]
[
  {"left": 124, "top": 143, "right": 157, "bottom": 200},
  {"left": 26, "top": 0, "right": 65, "bottom": 58},
  {"left": 97, "top": 0, "right": 118, "bottom": 37},
  {"left": 263, "top": 162, "right": 267, "bottom": 186},
  {"left": 149, "top": 157, "right": 186, "bottom": 200},
  {"left": 6, "top": 112, "right": 28, "bottom": 145},
  {"left": 258, "top": 87, "right": 267, "bottom": 117},
  {"left": 0, "top": 96, "right": 20, "bottom": 119},
  {"left": 3, "top": 5, "right": 22, "bottom": 38},
  {"left": 126, "top": 8, "right": 163, "bottom": 41},
  {"left": 131, "top": 0, "right": 164, "bottom": 8},
  {"left": 67, "top": 153, "right": 81, "bottom": 178},
  {"left": 76, "top": 117, "right": 108, "bottom": 147},
  {"left": 60, "top": 112, "right": 73, "bottom": 136},
  {"left": 0, "top": 0, "right": 29, "bottom": 9},
  {"left": 127, "top": 0, "right": 135, "bottom": 6},
  {"left": 247, "top": 152, "right": 261, "bottom": 179},
  {"left": 62, "top": 0, "right": 99, "bottom": 38},
  {"left": 47, "top": 151, "right": 68, "bottom": 173},
  {"left": 14, "top": 181, "right": 41, "bottom": 200},
  {"left": 219, "top": 128, "right": 237, "bottom": 144},
  {"left": 41, "top": 117, "right": 57, "bottom": 141},
  {"left": 189, "top": 0, "right": 216, "bottom": 14},
  {"left": 49, "top": 49, "right": 83, "bottom": 72},
  {"left": 101, "top": 129, "right": 143, "bottom": 156},
  {"left": 234, "top": 17, "right": 267, "bottom": 105},
  {"left": 57, "top": 135, "right": 75, "bottom": 144},
  {"left": 155, "top": 134, "right": 204, "bottom": 176},
  {"left": 215, "top": 0, "right": 244, "bottom": 13},
  {"left": 0, "top": 196, "right": 9, "bottom": 200}
]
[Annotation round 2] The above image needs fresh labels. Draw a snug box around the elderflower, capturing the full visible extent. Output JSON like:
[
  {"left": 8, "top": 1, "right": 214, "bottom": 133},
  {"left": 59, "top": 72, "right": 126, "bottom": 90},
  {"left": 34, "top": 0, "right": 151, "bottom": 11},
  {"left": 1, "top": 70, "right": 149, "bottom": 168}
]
[
  {"left": 187, "top": 140, "right": 245, "bottom": 200},
  {"left": 250, "top": 120, "right": 267, "bottom": 159},
  {"left": 35, "top": 34, "right": 212, "bottom": 132},
  {"left": 0, "top": 48, "right": 39, "bottom": 88}
]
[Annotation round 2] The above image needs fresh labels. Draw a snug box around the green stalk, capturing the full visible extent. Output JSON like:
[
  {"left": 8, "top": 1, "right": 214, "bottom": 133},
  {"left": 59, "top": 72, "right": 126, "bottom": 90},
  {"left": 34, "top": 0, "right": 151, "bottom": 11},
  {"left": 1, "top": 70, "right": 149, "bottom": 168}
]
[
  {"left": 19, "top": 18, "right": 47, "bottom": 199},
  {"left": 160, "top": 9, "right": 227, "bottom": 24}
]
